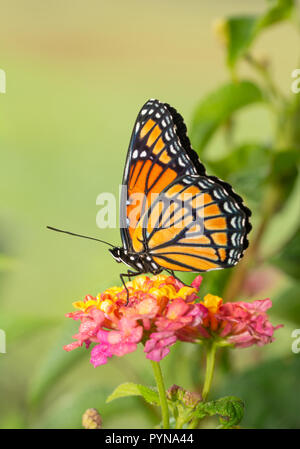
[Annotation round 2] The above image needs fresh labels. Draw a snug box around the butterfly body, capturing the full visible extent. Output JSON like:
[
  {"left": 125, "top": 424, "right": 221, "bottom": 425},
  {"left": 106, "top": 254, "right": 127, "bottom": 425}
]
[
  {"left": 109, "top": 247, "right": 163, "bottom": 275},
  {"left": 112, "top": 98, "right": 251, "bottom": 289}
]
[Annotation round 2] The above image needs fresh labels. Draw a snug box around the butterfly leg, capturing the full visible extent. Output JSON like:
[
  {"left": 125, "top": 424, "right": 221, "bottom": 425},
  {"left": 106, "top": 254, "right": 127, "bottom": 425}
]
[
  {"left": 165, "top": 269, "right": 191, "bottom": 288},
  {"left": 120, "top": 270, "right": 141, "bottom": 305}
]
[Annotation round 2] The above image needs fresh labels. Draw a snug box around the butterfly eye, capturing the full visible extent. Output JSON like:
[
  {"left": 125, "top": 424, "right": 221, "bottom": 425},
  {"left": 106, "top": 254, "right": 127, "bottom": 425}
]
[{"left": 109, "top": 248, "right": 122, "bottom": 263}]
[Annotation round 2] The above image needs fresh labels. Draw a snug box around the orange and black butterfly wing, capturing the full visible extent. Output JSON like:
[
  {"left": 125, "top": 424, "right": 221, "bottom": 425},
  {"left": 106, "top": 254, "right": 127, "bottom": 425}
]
[
  {"left": 121, "top": 99, "right": 206, "bottom": 251},
  {"left": 142, "top": 174, "right": 251, "bottom": 271},
  {"left": 121, "top": 98, "right": 251, "bottom": 272}
]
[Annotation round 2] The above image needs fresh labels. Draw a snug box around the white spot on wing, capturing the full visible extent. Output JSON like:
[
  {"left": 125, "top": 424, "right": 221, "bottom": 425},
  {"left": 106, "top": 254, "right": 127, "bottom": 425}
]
[
  {"left": 223, "top": 202, "right": 232, "bottom": 213},
  {"left": 231, "top": 233, "right": 237, "bottom": 246}
]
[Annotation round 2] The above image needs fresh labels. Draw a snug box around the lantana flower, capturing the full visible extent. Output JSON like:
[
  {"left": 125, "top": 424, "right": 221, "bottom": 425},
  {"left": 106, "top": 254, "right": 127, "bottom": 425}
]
[
  {"left": 64, "top": 274, "right": 282, "bottom": 367},
  {"left": 201, "top": 294, "right": 283, "bottom": 348}
]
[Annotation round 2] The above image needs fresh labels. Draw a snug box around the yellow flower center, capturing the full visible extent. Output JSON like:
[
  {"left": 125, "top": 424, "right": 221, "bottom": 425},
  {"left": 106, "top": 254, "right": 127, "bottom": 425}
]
[
  {"left": 202, "top": 294, "right": 223, "bottom": 313},
  {"left": 72, "top": 275, "right": 198, "bottom": 315},
  {"left": 99, "top": 299, "right": 115, "bottom": 314}
]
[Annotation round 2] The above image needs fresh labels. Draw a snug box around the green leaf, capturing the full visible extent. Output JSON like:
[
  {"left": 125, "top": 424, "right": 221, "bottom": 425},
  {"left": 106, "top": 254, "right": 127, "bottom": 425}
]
[
  {"left": 106, "top": 382, "right": 160, "bottom": 406},
  {"left": 225, "top": 16, "right": 258, "bottom": 68},
  {"left": 271, "top": 149, "right": 300, "bottom": 179},
  {"left": 224, "top": 1, "right": 295, "bottom": 68},
  {"left": 269, "top": 149, "right": 299, "bottom": 202},
  {"left": 27, "top": 320, "right": 87, "bottom": 407},
  {"left": 195, "top": 396, "right": 244, "bottom": 429},
  {"left": 191, "top": 81, "right": 264, "bottom": 152},
  {"left": 270, "top": 227, "right": 300, "bottom": 280},
  {"left": 259, "top": 0, "right": 294, "bottom": 28}
]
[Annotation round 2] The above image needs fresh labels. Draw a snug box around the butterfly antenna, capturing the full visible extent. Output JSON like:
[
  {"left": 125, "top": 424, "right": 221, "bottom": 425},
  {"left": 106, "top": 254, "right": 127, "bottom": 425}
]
[{"left": 46, "top": 226, "right": 115, "bottom": 248}]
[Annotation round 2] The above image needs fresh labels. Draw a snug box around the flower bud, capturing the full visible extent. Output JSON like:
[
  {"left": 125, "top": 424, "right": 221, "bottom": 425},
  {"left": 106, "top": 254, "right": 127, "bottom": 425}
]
[
  {"left": 183, "top": 391, "right": 202, "bottom": 408},
  {"left": 82, "top": 408, "right": 102, "bottom": 429},
  {"left": 166, "top": 384, "right": 183, "bottom": 401},
  {"left": 212, "top": 18, "right": 229, "bottom": 46}
]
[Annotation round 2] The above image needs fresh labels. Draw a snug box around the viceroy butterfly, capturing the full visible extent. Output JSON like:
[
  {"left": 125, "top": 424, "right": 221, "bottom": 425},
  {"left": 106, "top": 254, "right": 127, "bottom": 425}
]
[{"left": 48, "top": 99, "right": 251, "bottom": 297}]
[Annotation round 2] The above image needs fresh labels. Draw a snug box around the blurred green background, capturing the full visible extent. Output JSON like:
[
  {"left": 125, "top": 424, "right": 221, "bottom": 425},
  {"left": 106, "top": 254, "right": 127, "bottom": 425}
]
[{"left": 0, "top": 0, "right": 299, "bottom": 428}]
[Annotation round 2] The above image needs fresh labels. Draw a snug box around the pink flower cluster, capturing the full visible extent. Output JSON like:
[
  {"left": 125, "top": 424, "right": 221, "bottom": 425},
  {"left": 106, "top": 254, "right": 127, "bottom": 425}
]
[
  {"left": 216, "top": 299, "right": 282, "bottom": 348},
  {"left": 64, "top": 275, "right": 282, "bottom": 367}
]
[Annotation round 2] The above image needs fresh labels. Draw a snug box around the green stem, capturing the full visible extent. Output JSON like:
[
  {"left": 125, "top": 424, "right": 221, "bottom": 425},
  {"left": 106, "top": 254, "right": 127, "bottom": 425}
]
[
  {"left": 188, "top": 416, "right": 200, "bottom": 429},
  {"left": 150, "top": 360, "right": 170, "bottom": 429},
  {"left": 202, "top": 342, "right": 217, "bottom": 401},
  {"left": 244, "top": 53, "right": 286, "bottom": 105}
]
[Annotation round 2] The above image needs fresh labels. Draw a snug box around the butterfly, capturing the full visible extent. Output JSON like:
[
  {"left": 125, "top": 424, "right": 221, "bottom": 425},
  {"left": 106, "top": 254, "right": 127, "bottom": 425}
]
[
  {"left": 109, "top": 99, "right": 251, "bottom": 290},
  {"left": 48, "top": 99, "right": 251, "bottom": 296}
]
